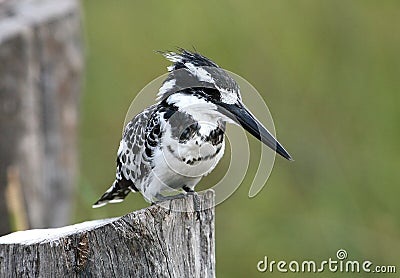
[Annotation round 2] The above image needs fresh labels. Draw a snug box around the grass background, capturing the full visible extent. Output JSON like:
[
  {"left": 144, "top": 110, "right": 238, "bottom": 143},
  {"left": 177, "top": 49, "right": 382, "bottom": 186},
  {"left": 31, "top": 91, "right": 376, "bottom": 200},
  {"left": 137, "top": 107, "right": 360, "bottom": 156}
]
[{"left": 77, "top": 1, "right": 400, "bottom": 276}]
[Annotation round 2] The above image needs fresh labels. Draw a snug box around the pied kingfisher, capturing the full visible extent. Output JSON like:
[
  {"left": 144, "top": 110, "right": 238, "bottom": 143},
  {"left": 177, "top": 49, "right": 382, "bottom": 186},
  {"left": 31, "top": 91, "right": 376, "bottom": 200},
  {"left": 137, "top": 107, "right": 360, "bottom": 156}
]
[{"left": 93, "top": 48, "right": 292, "bottom": 214}]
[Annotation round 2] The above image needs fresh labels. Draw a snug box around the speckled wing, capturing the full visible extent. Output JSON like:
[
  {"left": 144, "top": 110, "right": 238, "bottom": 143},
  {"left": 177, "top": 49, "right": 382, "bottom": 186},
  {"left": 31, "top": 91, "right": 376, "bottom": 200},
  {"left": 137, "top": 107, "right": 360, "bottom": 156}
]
[{"left": 92, "top": 105, "right": 161, "bottom": 208}]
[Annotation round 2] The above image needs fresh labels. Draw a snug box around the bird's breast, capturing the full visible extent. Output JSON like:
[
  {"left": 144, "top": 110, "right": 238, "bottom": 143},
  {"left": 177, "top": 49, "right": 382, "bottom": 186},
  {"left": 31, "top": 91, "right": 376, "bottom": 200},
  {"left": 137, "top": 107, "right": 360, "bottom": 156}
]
[{"left": 157, "top": 121, "right": 226, "bottom": 179}]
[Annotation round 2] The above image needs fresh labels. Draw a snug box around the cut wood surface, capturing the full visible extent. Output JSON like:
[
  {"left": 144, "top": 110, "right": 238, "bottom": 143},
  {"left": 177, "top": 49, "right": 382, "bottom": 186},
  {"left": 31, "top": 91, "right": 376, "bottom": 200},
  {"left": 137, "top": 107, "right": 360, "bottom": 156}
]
[{"left": 0, "top": 190, "right": 215, "bottom": 278}]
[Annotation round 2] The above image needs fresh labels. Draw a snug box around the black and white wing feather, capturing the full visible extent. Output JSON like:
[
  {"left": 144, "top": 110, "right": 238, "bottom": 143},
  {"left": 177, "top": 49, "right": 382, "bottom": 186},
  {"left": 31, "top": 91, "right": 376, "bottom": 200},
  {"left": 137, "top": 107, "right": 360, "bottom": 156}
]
[{"left": 92, "top": 105, "right": 161, "bottom": 208}]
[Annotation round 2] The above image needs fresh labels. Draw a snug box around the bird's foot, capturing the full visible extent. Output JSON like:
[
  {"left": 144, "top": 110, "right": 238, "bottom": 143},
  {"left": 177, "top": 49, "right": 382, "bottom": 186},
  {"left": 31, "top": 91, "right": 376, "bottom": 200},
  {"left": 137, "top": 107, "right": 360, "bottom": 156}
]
[{"left": 154, "top": 193, "right": 186, "bottom": 203}]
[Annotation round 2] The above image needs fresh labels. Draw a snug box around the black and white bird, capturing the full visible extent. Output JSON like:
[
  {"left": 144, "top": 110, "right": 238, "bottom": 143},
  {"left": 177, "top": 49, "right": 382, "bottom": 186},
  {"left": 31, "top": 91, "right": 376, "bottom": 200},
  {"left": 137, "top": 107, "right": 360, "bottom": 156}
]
[{"left": 93, "top": 48, "right": 292, "bottom": 212}]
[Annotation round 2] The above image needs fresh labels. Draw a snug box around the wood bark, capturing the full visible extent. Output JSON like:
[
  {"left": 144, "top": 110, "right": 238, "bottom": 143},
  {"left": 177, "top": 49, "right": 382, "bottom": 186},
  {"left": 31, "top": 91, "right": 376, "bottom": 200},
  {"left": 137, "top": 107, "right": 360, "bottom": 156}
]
[
  {"left": 0, "top": 190, "right": 216, "bottom": 278},
  {"left": 0, "top": 0, "right": 83, "bottom": 233}
]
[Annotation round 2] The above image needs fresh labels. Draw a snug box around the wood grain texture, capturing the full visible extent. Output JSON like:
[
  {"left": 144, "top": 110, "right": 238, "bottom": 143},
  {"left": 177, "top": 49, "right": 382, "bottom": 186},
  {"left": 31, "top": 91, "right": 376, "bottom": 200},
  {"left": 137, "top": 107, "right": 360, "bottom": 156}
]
[
  {"left": 0, "top": 190, "right": 216, "bottom": 278},
  {"left": 0, "top": 0, "right": 83, "bottom": 232}
]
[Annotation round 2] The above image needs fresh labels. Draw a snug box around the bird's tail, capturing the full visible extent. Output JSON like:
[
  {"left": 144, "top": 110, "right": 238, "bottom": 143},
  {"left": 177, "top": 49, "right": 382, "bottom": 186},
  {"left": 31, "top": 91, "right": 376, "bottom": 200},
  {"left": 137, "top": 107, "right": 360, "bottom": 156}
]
[{"left": 92, "top": 180, "right": 132, "bottom": 208}]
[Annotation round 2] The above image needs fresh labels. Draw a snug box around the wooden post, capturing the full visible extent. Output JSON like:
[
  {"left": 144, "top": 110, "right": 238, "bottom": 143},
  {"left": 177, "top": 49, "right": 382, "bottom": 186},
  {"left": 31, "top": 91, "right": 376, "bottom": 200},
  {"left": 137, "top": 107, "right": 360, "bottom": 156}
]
[
  {"left": 0, "top": 0, "right": 83, "bottom": 233},
  {"left": 0, "top": 191, "right": 216, "bottom": 278}
]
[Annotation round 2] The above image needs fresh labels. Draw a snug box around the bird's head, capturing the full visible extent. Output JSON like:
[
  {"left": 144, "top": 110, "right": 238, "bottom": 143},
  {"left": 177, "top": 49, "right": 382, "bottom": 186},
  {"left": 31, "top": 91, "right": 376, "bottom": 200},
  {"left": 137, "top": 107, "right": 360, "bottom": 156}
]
[{"left": 157, "top": 48, "right": 292, "bottom": 161}]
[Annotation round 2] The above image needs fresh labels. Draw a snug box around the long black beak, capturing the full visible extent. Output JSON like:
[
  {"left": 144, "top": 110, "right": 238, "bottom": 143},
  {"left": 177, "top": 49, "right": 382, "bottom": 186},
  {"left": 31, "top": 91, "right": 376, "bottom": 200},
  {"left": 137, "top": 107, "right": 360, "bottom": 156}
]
[{"left": 217, "top": 101, "right": 293, "bottom": 161}]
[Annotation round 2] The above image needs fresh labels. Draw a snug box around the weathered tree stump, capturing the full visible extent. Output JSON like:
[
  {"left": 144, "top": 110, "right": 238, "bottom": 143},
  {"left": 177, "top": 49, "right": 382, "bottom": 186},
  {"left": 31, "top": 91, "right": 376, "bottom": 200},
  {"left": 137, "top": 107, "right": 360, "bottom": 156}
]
[
  {"left": 0, "top": 0, "right": 83, "bottom": 233},
  {"left": 0, "top": 190, "right": 216, "bottom": 278}
]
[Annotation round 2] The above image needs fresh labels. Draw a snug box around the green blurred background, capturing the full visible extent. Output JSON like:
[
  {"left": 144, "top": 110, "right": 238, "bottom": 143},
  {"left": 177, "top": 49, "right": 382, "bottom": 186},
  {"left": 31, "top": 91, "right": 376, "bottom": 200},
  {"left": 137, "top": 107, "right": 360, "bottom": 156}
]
[{"left": 77, "top": 1, "right": 400, "bottom": 276}]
